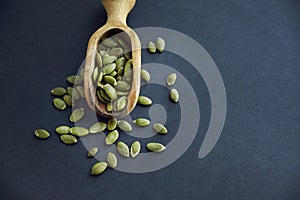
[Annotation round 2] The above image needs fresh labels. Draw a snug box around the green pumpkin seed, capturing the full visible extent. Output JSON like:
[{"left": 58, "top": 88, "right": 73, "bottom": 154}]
[
  {"left": 95, "top": 52, "right": 102, "bottom": 67},
  {"left": 117, "top": 141, "right": 129, "bottom": 157},
  {"left": 115, "top": 57, "right": 125, "bottom": 70},
  {"left": 90, "top": 162, "right": 107, "bottom": 175},
  {"left": 117, "top": 120, "right": 132, "bottom": 132},
  {"left": 67, "top": 87, "right": 80, "bottom": 100},
  {"left": 167, "top": 73, "right": 177, "bottom": 86},
  {"left": 117, "top": 67, "right": 124, "bottom": 76},
  {"left": 106, "top": 102, "right": 113, "bottom": 112},
  {"left": 103, "top": 84, "right": 117, "bottom": 100},
  {"left": 87, "top": 147, "right": 98, "bottom": 158},
  {"left": 69, "top": 108, "right": 84, "bottom": 122},
  {"left": 55, "top": 126, "right": 70, "bottom": 135},
  {"left": 133, "top": 118, "right": 150, "bottom": 127},
  {"left": 108, "top": 117, "right": 117, "bottom": 130},
  {"left": 103, "top": 75, "right": 117, "bottom": 86},
  {"left": 67, "top": 75, "right": 83, "bottom": 85},
  {"left": 100, "top": 50, "right": 109, "bottom": 57},
  {"left": 170, "top": 88, "right": 179, "bottom": 103},
  {"left": 115, "top": 81, "right": 130, "bottom": 91},
  {"left": 34, "top": 129, "right": 50, "bottom": 139},
  {"left": 89, "top": 122, "right": 107, "bottom": 133},
  {"left": 148, "top": 41, "right": 156, "bottom": 53},
  {"left": 153, "top": 123, "right": 168, "bottom": 134},
  {"left": 103, "top": 56, "right": 117, "bottom": 65},
  {"left": 106, "top": 152, "right": 117, "bottom": 168},
  {"left": 147, "top": 142, "right": 166, "bottom": 152},
  {"left": 141, "top": 69, "right": 150, "bottom": 82},
  {"left": 103, "top": 63, "right": 116, "bottom": 75},
  {"left": 97, "top": 71, "right": 104, "bottom": 87},
  {"left": 76, "top": 86, "right": 85, "bottom": 98},
  {"left": 53, "top": 98, "right": 66, "bottom": 110},
  {"left": 117, "top": 96, "right": 127, "bottom": 110},
  {"left": 100, "top": 88, "right": 111, "bottom": 102},
  {"left": 93, "top": 67, "right": 99, "bottom": 82},
  {"left": 63, "top": 94, "right": 74, "bottom": 107},
  {"left": 97, "top": 90, "right": 108, "bottom": 103},
  {"left": 109, "top": 71, "right": 117, "bottom": 77},
  {"left": 138, "top": 96, "right": 152, "bottom": 106},
  {"left": 69, "top": 127, "right": 89, "bottom": 137},
  {"left": 117, "top": 38, "right": 127, "bottom": 48},
  {"left": 102, "top": 38, "right": 116, "bottom": 47},
  {"left": 51, "top": 87, "right": 67, "bottom": 96},
  {"left": 105, "top": 130, "right": 119, "bottom": 145},
  {"left": 156, "top": 37, "right": 165, "bottom": 52},
  {"left": 116, "top": 91, "right": 129, "bottom": 96},
  {"left": 109, "top": 48, "right": 123, "bottom": 57},
  {"left": 130, "top": 141, "right": 141, "bottom": 158},
  {"left": 60, "top": 135, "right": 77, "bottom": 144}
]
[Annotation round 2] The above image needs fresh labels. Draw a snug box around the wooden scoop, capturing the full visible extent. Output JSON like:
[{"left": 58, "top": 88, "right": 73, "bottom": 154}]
[{"left": 84, "top": 0, "right": 141, "bottom": 118}]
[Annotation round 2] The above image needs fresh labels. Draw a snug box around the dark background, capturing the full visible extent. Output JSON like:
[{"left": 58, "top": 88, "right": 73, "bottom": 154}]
[{"left": 0, "top": 0, "right": 299, "bottom": 199}]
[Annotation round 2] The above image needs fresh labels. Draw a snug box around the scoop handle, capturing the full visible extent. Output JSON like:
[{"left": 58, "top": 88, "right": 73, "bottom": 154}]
[{"left": 102, "top": 0, "right": 136, "bottom": 26}]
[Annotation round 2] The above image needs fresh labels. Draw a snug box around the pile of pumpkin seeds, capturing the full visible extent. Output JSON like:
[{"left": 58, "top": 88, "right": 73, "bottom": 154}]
[{"left": 34, "top": 36, "right": 181, "bottom": 176}]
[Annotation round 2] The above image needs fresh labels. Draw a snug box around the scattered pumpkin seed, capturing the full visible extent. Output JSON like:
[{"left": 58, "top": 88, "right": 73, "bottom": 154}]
[
  {"left": 105, "top": 130, "right": 119, "bottom": 145},
  {"left": 133, "top": 118, "right": 150, "bottom": 127},
  {"left": 63, "top": 94, "right": 74, "bottom": 107},
  {"left": 89, "top": 122, "right": 107, "bottom": 133},
  {"left": 106, "top": 102, "right": 113, "bottom": 112},
  {"left": 67, "top": 87, "right": 80, "bottom": 100},
  {"left": 76, "top": 86, "right": 85, "bottom": 98},
  {"left": 130, "top": 141, "right": 141, "bottom": 158},
  {"left": 69, "top": 108, "right": 84, "bottom": 122},
  {"left": 148, "top": 41, "right": 156, "bottom": 53},
  {"left": 53, "top": 98, "right": 66, "bottom": 110},
  {"left": 55, "top": 126, "right": 70, "bottom": 135},
  {"left": 147, "top": 142, "right": 166, "bottom": 152},
  {"left": 106, "top": 152, "right": 117, "bottom": 168},
  {"left": 51, "top": 87, "right": 66, "bottom": 96},
  {"left": 87, "top": 147, "right": 98, "bottom": 158},
  {"left": 117, "top": 141, "right": 129, "bottom": 157},
  {"left": 34, "top": 129, "right": 50, "bottom": 139},
  {"left": 102, "top": 38, "right": 116, "bottom": 47},
  {"left": 141, "top": 69, "right": 150, "bottom": 82},
  {"left": 117, "top": 120, "right": 132, "bottom": 132},
  {"left": 90, "top": 162, "right": 107, "bottom": 175},
  {"left": 108, "top": 117, "right": 117, "bottom": 130},
  {"left": 116, "top": 96, "right": 127, "bottom": 110},
  {"left": 67, "top": 75, "right": 83, "bottom": 85},
  {"left": 138, "top": 96, "right": 152, "bottom": 106},
  {"left": 170, "top": 88, "right": 179, "bottom": 103},
  {"left": 69, "top": 127, "right": 89, "bottom": 137},
  {"left": 167, "top": 73, "right": 177, "bottom": 86},
  {"left": 60, "top": 135, "right": 77, "bottom": 144},
  {"left": 153, "top": 123, "right": 168, "bottom": 134},
  {"left": 156, "top": 37, "right": 165, "bottom": 52}
]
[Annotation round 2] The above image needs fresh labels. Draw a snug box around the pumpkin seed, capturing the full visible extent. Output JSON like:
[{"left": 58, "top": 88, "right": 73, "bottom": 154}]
[
  {"left": 167, "top": 73, "right": 177, "bottom": 86},
  {"left": 105, "top": 130, "right": 119, "bottom": 145},
  {"left": 133, "top": 118, "right": 150, "bottom": 127},
  {"left": 117, "top": 67, "right": 124, "bottom": 76},
  {"left": 103, "top": 56, "right": 117, "bottom": 65},
  {"left": 51, "top": 87, "right": 66, "bottom": 96},
  {"left": 103, "top": 84, "right": 117, "bottom": 100},
  {"left": 95, "top": 52, "right": 102, "bottom": 67},
  {"left": 89, "top": 122, "right": 107, "bottom": 133},
  {"left": 67, "top": 87, "right": 80, "bottom": 100},
  {"left": 148, "top": 41, "right": 156, "bottom": 53},
  {"left": 100, "top": 50, "right": 109, "bottom": 57},
  {"left": 55, "top": 126, "right": 70, "bottom": 135},
  {"left": 34, "top": 129, "right": 50, "bottom": 139},
  {"left": 156, "top": 37, "right": 165, "bottom": 52},
  {"left": 63, "top": 94, "right": 74, "bottom": 107},
  {"left": 53, "top": 98, "right": 66, "bottom": 110},
  {"left": 97, "top": 71, "right": 104, "bottom": 86},
  {"left": 108, "top": 117, "right": 117, "bottom": 130},
  {"left": 117, "top": 96, "right": 127, "bottom": 110},
  {"left": 69, "top": 108, "right": 84, "bottom": 122},
  {"left": 130, "top": 141, "right": 141, "bottom": 158},
  {"left": 109, "top": 48, "right": 123, "bottom": 57},
  {"left": 147, "top": 142, "right": 166, "bottom": 152},
  {"left": 102, "top": 38, "right": 116, "bottom": 47},
  {"left": 90, "top": 162, "right": 107, "bottom": 175},
  {"left": 138, "top": 96, "right": 152, "bottom": 106},
  {"left": 60, "top": 135, "right": 77, "bottom": 144},
  {"left": 96, "top": 90, "right": 108, "bottom": 103},
  {"left": 76, "top": 86, "right": 85, "bottom": 98},
  {"left": 116, "top": 91, "right": 129, "bottom": 96},
  {"left": 109, "top": 71, "right": 117, "bottom": 77},
  {"left": 99, "top": 88, "right": 111, "bottom": 101},
  {"left": 169, "top": 88, "right": 179, "bottom": 103},
  {"left": 141, "top": 69, "right": 150, "bottom": 82},
  {"left": 115, "top": 81, "right": 130, "bottom": 91},
  {"left": 106, "top": 152, "right": 117, "bottom": 168},
  {"left": 67, "top": 75, "right": 83, "bottom": 85},
  {"left": 153, "top": 123, "right": 168, "bottom": 134},
  {"left": 103, "top": 75, "right": 117, "bottom": 86},
  {"left": 117, "top": 38, "right": 127, "bottom": 48},
  {"left": 115, "top": 57, "right": 125, "bottom": 70},
  {"left": 117, "top": 120, "right": 132, "bottom": 132},
  {"left": 69, "top": 127, "right": 89, "bottom": 137},
  {"left": 93, "top": 67, "right": 99, "bottom": 82},
  {"left": 87, "top": 147, "right": 98, "bottom": 158},
  {"left": 103, "top": 63, "right": 116, "bottom": 75},
  {"left": 106, "top": 102, "right": 113, "bottom": 112},
  {"left": 117, "top": 141, "right": 129, "bottom": 157}
]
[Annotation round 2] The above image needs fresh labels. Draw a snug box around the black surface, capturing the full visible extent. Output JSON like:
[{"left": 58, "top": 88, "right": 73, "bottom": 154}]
[{"left": 0, "top": 0, "right": 300, "bottom": 199}]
